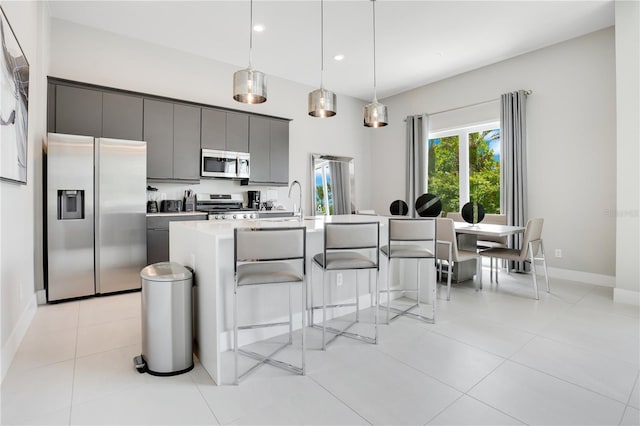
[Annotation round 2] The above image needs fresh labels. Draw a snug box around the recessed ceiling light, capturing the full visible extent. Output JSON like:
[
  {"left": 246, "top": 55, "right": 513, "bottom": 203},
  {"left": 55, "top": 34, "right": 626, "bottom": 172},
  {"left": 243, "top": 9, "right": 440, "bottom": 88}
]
[
  {"left": 333, "top": 54, "right": 345, "bottom": 61},
  {"left": 253, "top": 24, "right": 265, "bottom": 32}
]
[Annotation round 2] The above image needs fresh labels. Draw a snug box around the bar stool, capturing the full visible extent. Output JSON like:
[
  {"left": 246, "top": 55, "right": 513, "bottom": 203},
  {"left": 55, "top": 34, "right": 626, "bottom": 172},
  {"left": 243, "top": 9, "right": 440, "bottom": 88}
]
[
  {"left": 379, "top": 218, "right": 437, "bottom": 324},
  {"left": 233, "top": 227, "right": 306, "bottom": 384},
  {"left": 310, "top": 222, "right": 380, "bottom": 350}
]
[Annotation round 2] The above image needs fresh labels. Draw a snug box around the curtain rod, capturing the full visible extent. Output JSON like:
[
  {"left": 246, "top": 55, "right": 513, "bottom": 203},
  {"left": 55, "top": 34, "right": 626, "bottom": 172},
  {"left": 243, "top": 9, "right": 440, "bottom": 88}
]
[{"left": 404, "top": 89, "right": 532, "bottom": 121}]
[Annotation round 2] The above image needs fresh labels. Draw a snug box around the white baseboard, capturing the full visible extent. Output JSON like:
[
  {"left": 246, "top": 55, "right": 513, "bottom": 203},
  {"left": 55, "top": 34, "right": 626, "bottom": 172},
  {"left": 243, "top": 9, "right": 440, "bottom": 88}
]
[
  {"left": 613, "top": 288, "right": 640, "bottom": 306},
  {"left": 1, "top": 294, "right": 38, "bottom": 383},
  {"left": 36, "top": 289, "right": 47, "bottom": 305},
  {"left": 546, "top": 267, "right": 615, "bottom": 287}
]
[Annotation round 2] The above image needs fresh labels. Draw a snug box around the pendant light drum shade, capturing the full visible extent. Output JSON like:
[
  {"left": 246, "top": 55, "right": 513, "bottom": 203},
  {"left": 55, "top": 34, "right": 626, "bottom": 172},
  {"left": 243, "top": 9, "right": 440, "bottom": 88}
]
[
  {"left": 308, "top": 88, "right": 337, "bottom": 117},
  {"left": 363, "top": 0, "right": 388, "bottom": 128},
  {"left": 364, "top": 100, "right": 388, "bottom": 127},
  {"left": 233, "top": 0, "right": 267, "bottom": 104},
  {"left": 233, "top": 68, "right": 267, "bottom": 104},
  {"left": 308, "top": 0, "right": 337, "bottom": 118}
]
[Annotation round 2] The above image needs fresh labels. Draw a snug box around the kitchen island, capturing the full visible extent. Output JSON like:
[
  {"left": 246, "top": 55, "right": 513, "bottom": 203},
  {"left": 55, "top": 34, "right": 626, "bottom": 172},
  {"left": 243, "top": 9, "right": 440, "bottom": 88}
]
[{"left": 170, "top": 215, "right": 391, "bottom": 385}]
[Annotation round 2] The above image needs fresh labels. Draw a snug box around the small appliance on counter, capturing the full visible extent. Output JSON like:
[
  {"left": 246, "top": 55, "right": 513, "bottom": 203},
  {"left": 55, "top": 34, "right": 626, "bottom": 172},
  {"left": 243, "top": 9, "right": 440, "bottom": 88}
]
[
  {"left": 183, "top": 189, "right": 195, "bottom": 212},
  {"left": 195, "top": 193, "right": 258, "bottom": 220},
  {"left": 160, "top": 199, "right": 183, "bottom": 213},
  {"left": 147, "top": 186, "right": 159, "bottom": 213},
  {"left": 247, "top": 190, "right": 261, "bottom": 210}
]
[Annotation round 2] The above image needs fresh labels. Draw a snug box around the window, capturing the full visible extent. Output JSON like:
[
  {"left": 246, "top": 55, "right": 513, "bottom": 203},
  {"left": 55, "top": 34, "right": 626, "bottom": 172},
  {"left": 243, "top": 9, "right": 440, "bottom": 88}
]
[
  {"left": 314, "top": 163, "right": 334, "bottom": 215},
  {"left": 428, "top": 123, "right": 500, "bottom": 215}
]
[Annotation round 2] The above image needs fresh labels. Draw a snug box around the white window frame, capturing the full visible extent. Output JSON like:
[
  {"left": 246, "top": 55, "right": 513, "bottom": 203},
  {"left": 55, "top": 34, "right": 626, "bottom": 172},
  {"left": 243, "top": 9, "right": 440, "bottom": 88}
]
[{"left": 428, "top": 121, "right": 501, "bottom": 212}]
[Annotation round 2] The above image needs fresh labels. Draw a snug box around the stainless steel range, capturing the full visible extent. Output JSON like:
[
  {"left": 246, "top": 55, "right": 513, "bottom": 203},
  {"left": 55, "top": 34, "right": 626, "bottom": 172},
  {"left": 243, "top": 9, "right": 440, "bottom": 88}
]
[{"left": 195, "top": 193, "right": 258, "bottom": 220}]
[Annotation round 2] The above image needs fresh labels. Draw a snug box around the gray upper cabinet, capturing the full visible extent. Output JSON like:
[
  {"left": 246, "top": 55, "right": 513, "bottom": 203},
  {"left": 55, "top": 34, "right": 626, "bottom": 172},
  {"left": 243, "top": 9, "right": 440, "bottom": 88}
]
[
  {"left": 48, "top": 78, "right": 287, "bottom": 183},
  {"left": 173, "top": 104, "right": 201, "bottom": 181},
  {"left": 201, "top": 108, "right": 226, "bottom": 150},
  {"left": 269, "top": 119, "right": 289, "bottom": 185},
  {"left": 226, "top": 112, "right": 249, "bottom": 153},
  {"left": 201, "top": 109, "right": 249, "bottom": 153},
  {"left": 102, "top": 92, "right": 143, "bottom": 141},
  {"left": 47, "top": 83, "right": 56, "bottom": 133},
  {"left": 55, "top": 85, "right": 103, "bottom": 137},
  {"left": 144, "top": 99, "right": 174, "bottom": 180},
  {"left": 249, "top": 116, "right": 289, "bottom": 185}
]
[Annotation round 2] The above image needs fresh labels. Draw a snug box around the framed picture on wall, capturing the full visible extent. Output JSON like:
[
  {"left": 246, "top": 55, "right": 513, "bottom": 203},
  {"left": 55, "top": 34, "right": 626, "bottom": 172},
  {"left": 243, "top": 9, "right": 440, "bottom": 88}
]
[{"left": 0, "top": 5, "right": 29, "bottom": 184}]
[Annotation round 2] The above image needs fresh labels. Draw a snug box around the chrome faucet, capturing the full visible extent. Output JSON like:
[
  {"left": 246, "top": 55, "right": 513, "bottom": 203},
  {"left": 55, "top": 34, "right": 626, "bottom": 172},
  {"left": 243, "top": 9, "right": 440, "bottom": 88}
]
[{"left": 288, "top": 180, "right": 303, "bottom": 221}]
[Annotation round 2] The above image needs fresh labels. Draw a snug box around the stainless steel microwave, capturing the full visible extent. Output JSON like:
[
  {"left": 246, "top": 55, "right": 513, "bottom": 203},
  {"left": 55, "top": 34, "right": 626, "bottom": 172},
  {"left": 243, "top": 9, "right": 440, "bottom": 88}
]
[{"left": 201, "top": 149, "right": 250, "bottom": 179}]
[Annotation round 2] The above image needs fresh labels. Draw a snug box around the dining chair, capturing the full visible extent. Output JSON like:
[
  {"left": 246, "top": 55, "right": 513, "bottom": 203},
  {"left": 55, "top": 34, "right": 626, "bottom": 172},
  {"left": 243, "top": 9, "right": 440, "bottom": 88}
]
[
  {"left": 310, "top": 222, "right": 379, "bottom": 350},
  {"left": 379, "top": 218, "right": 436, "bottom": 324},
  {"left": 476, "top": 213, "right": 508, "bottom": 280},
  {"left": 435, "top": 217, "right": 481, "bottom": 300},
  {"left": 479, "top": 218, "right": 550, "bottom": 300},
  {"left": 233, "top": 227, "right": 307, "bottom": 384}
]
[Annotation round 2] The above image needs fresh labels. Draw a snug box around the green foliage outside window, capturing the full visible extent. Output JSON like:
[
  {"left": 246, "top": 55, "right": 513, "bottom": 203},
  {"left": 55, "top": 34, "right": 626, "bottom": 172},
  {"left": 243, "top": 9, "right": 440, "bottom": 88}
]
[{"left": 428, "top": 130, "right": 500, "bottom": 216}]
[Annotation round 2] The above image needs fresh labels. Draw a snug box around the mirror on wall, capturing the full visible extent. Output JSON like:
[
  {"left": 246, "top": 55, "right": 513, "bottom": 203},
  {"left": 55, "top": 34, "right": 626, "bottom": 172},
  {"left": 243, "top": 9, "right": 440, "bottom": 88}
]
[{"left": 311, "top": 154, "right": 355, "bottom": 215}]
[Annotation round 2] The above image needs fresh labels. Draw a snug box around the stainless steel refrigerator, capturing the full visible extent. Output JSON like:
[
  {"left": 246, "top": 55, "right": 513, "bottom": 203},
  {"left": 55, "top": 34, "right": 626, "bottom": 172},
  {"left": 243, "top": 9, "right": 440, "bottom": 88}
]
[{"left": 46, "top": 133, "right": 147, "bottom": 302}]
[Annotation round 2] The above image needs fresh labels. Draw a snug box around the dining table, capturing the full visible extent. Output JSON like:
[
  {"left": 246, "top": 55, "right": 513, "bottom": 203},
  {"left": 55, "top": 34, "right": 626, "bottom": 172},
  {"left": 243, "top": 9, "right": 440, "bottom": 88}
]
[{"left": 453, "top": 221, "right": 526, "bottom": 288}]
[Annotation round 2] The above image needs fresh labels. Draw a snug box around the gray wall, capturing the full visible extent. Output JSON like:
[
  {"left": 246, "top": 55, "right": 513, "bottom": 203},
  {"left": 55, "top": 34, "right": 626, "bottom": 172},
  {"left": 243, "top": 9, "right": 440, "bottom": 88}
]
[{"left": 370, "top": 28, "right": 617, "bottom": 279}]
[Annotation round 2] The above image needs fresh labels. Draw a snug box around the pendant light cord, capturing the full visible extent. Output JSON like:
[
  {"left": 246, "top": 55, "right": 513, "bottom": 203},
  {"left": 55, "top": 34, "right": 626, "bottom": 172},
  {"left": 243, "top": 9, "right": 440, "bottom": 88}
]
[
  {"left": 249, "top": 0, "right": 254, "bottom": 68},
  {"left": 320, "top": 0, "right": 325, "bottom": 89},
  {"left": 372, "top": 0, "right": 378, "bottom": 102}
]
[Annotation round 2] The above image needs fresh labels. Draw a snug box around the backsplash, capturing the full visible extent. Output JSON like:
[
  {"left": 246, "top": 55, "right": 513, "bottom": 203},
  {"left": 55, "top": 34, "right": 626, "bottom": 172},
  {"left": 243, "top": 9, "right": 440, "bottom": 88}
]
[{"left": 147, "top": 179, "right": 292, "bottom": 210}]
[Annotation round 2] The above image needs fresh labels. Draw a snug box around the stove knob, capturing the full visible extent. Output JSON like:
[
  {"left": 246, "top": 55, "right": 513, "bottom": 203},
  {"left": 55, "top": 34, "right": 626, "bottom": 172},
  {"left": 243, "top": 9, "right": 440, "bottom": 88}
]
[
  {"left": 220, "top": 215, "right": 225, "bottom": 220},
  {"left": 232, "top": 214, "right": 237, "bottom": 219},
  {"left": 213, "top": 215, "right": 219, "bottom": 220}
]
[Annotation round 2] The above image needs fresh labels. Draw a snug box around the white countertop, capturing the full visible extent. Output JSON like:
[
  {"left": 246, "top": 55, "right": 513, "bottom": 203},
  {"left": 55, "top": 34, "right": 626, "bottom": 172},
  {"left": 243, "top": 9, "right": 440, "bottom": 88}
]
[
  {"left": 170, "top": 214, "right": 386, "bottom": 238},
  {"left": 146, "top": 211, "right": 209, "bottom": 217}
]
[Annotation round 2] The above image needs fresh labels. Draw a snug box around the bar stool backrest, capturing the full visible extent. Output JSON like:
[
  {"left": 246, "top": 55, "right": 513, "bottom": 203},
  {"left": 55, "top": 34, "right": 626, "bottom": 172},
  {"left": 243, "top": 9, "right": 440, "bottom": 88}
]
[
  {"left": 323, "top": 222, "right": 380, "bottom": 267},
  {"left": 435, "top": 218, "right": 462, "bottom": 262},
  {"left": 389, "top": 218, "right": 435, "bottom": 241},
  {"left": 235, "top": 227, "right": 306, "bottom": 270}
]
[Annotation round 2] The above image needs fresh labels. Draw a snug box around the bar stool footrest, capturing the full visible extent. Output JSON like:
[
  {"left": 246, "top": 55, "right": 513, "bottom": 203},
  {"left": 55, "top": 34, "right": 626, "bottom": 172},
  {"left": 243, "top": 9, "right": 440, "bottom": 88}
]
[{"left": 379, "top": 303, "right": 435, "bottom": 324}]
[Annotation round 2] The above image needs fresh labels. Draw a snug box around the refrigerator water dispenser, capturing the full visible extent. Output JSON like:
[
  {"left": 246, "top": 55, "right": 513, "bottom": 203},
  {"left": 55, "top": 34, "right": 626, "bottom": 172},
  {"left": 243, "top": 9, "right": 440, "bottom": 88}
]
[{"left": 58, "top": 190, "right": 84, "bottom": 220}]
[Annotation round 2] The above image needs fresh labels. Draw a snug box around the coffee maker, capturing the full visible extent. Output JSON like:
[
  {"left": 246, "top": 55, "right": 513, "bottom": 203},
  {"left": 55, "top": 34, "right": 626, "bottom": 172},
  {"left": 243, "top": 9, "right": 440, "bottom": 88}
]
[{"left": 247, "top": 190, "right": 261, "bottom": 210}]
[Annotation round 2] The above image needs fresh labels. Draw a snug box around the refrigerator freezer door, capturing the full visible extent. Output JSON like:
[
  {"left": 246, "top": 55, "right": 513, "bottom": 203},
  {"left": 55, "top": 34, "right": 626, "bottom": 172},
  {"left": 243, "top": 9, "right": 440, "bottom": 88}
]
[
  {"left": 95, "top": 138, "right": 147, "bottom": 294},
  {"left": 47, "top": 133, "right": 95, "bottom": 301}
]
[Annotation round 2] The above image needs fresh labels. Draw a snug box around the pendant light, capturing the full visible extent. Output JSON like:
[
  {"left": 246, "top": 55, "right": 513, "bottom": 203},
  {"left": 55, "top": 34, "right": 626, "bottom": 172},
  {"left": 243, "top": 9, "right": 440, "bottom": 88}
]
[
  {"left": 363, "top": 0, "right": 388, "bottom": 127},
  {"left": 233, "top": 0, "right": 267, "bottom": 104},
  {"left": 308, "top": 0, "right": 337, "bottom": 117}
]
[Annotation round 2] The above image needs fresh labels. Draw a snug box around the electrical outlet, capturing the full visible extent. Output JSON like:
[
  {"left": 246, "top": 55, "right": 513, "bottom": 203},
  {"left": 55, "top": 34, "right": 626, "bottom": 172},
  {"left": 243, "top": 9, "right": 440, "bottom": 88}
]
[
  {"left": 555, "top": 249, "right": 562, "bottom": 258},
  {"left": 336, "top": 273, "right": 343, "bottom": 286}
]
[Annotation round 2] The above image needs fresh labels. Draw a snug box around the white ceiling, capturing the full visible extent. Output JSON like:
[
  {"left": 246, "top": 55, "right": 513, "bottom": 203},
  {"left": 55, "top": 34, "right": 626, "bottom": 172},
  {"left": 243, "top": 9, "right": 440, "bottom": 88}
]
[{"left": 47, "top": 0, "right": 614, "bottom": 101}]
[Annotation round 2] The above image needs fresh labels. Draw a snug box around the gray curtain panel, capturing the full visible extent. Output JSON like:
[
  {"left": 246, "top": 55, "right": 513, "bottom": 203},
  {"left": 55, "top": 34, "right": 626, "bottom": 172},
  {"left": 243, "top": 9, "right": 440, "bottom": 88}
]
[
  {"left": 329, "top": 160, "right": 351, "bottom": 214},
  {"left": 406, "top": 115, "right": 429, "bottom": 217},
  {"left": 500, "top": 90, "right": 529, "bottom": 272}
]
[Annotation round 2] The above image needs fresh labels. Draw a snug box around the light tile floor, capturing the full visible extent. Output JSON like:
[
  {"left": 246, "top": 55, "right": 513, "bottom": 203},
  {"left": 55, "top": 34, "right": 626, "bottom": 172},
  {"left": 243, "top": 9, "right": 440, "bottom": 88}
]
[{"left": 2, "top": 271, "right": 639, "bottom": 425}]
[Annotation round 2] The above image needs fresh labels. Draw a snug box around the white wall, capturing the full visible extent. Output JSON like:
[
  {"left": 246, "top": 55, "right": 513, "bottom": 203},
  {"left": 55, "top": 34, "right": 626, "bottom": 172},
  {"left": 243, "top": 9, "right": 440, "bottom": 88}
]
[
  {"left": 614, "top": 0, "right": 640, "bottom": 304},
  {"left": 48, "top": 18, "right": 372, "bottom": 216},
  {"left": 0, "top": 0, "right": 50, "bottom": 380},
  {"left": 371, "top": 28, "right": 617, "bottom": 279}
]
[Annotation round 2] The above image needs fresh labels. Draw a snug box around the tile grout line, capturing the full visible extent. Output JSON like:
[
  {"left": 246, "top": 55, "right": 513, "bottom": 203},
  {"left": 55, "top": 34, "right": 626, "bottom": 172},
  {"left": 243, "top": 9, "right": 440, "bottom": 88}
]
[
  {"left": 306, "top": 374, "right": 374, "bottom": 426},
  {"left": 67, "top": 304, "right": 81, "bottom": 426},
  {"left": 619, "top": 372, "right": 640, "bottom": 425},
  {"left": 190, "top": 376, "right": 223, "bottom": 425}
]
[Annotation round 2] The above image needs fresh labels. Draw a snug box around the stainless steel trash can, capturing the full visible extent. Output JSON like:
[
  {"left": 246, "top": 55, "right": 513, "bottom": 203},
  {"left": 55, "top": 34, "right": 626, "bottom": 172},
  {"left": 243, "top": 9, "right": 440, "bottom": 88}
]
[{"left": 135, "top": 262, "right": 194, "bottom": 376}]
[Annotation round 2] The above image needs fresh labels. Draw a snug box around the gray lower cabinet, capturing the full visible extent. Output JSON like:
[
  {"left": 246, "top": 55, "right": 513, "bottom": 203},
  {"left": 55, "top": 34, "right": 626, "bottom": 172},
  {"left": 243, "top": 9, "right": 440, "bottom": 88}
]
[
  {"left": 146, "top": 214, "right": 207, "bottom": 265},
  {"left": 55, "top": 85, "right": 103, "bottom": 137},
  {"left": 144, "top": 100, "right": 201, "bottom": 181},
  {"left": 249, "top": 116, "right": 289, "bottom": 185},
  {"left": 102, "top": 92, "right": 143, "bottom": 140}
]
